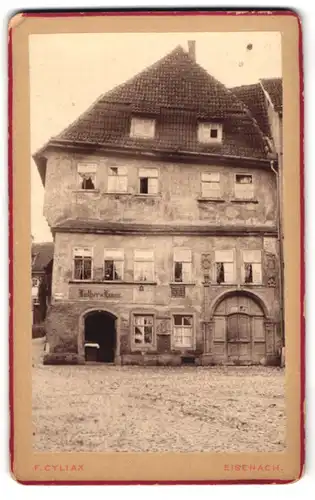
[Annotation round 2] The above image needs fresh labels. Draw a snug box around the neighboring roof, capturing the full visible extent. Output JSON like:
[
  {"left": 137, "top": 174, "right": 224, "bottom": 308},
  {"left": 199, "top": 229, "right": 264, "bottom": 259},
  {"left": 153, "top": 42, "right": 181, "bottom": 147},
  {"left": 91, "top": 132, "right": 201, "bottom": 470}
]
[
  {"left": 34, "top": 45, "right": 271, "bottom": 173},
  {"left": 260, "top": 78, "right": 283, "bottom": 115},
  {"left": 229, "top": 83, "right": 272, "bottom": 139},
  {"left": 32, "top": 242, "right": 54, "bottom": 272}
]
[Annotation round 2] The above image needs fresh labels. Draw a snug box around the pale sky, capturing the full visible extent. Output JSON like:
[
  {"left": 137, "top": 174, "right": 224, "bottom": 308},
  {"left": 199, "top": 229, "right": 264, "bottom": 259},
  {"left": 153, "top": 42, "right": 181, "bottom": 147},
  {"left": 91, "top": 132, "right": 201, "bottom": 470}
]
[{"left": 30, "top": 32, "right": 282, "bottom": 242}]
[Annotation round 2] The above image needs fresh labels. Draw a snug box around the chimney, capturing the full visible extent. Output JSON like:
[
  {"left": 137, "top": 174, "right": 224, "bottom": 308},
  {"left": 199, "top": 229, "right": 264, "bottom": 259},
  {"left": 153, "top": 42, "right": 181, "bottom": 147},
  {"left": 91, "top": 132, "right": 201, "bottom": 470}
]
[{"left": 187, "top": 40, "right": 196, "bottom": 62}]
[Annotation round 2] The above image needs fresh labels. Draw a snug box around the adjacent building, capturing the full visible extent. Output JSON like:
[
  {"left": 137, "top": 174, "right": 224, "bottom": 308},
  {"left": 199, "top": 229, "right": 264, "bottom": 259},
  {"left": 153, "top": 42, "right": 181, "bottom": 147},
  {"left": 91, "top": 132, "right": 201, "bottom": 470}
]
[
  {"left": 33, "top": 42, "right": 283, "bottom": 366},
  {"left": 31, "top": 241, "right": 54, "bottom": 324}
]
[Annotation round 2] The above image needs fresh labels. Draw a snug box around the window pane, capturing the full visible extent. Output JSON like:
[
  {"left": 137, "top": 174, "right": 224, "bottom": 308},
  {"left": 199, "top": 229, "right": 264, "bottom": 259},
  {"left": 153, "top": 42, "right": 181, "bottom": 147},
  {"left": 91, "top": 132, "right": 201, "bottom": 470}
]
[
  {"left": 174, "top": 316, "right": 182, "bottom": 326},
  {"left": 148, "top": 178, "right": 158, "bottom": 194},
  {"left": 73, "top": 247, "right": 92, "bottom": 257},
  {"left": 104, "top": 260, "right": 114, "bottom": 280},
  {"left": 104, "top": 249, "right": 124, "bottom": 260},
  {"left": 244, "top": 263, "right": 253, "bottom": 283},
  {"left": 216, "top": 262, "right": 225, "bottom": 284},
  {"left": 174, "top": 261, "right": 183, "bottom": 282},
  {"left": 144, "top": 316, "right": 153, "bottom": 325},
  {"left": 183, "top": 316, "right": 192, "bottom": 326},
  {"left": 134, "top": 262, "right": 154, "bottom": 281},
  {"left": 201, "top": 182, "right": 220, "bottom": 198},
  {"left": 201, "top": 172, "right": 220, "bottom": 182},
  {"left": 182, "top": 262, "right": 191, "bottom": 282},
  {"left": 236, "top": 174, "right": 252, "bottom": 184},
  {"left": 134, "top": 250, "right": 154, "bottom": 261},
  {"left": 80, "top": 174, "right": 95, "bottom": 190},
  {"left": 224, "top": 262, "right": 234, "bottom": 283},
  {"left": 108, "top": 176, "right": 118, "bottom": 192},
  {"left": 83, "top": 257, "right": 92, "bottom": 279},
  {"left": 134, "top": 316, "right": 144, "bottom": 326},
  {"left": 74, "top": 257, "right": 83, "bottom": 279},
  {"left": 215, "top": 250, "right": 234, "bottom": 262},
  {"left": 140, "top": 177, "right": 148, "bottom": 193},
  {"left": 139, "top": 168, "right": 158, "bottom": 178},
  {"left": 77, "top": 163, "right": 97, "bottom": 173},
  {"left": 174, "top": 248, "right": 191, "bottom": 262}
]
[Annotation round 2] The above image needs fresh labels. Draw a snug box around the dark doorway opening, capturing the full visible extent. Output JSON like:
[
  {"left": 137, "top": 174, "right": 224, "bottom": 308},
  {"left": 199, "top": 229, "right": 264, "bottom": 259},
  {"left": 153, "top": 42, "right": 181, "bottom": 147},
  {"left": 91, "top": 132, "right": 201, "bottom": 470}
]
[{"left": 84, "top": 311, "right": 116, "bottom": 363}]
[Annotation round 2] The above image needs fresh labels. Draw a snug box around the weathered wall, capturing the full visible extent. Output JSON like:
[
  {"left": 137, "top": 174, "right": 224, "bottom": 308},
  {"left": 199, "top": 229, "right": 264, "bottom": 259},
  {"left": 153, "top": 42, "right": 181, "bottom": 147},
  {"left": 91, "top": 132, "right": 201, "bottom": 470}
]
[
  {"left": 44, "top": 231, "right": 281, "bottom": 365},
  {"left": 43, "top": 151, "right": 277, "bottom": 228}
]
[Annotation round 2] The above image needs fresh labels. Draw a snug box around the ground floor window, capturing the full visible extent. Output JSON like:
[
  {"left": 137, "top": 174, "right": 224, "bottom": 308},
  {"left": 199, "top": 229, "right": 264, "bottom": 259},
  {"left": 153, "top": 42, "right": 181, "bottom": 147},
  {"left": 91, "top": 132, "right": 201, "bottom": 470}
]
[
  {"left": 133, "top": 315, "right": 154, "bottom": 346},
  {"left": 173, "top": 315, "right": 193, "bottom": 348}
]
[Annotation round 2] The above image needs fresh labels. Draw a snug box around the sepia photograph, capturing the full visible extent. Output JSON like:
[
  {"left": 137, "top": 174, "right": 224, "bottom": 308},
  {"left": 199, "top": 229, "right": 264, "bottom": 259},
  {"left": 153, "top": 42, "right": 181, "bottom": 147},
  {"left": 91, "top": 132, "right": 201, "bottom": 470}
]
[{"left": 29, "top": 31, "right": 286, "bottom": 454}]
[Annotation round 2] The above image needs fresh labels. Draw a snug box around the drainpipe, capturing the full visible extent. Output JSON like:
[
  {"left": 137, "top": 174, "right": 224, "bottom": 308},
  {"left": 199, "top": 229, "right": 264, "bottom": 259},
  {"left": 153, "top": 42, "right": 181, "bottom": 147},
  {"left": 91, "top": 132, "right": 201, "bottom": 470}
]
[{"left": 270, "top": 158, "right": 285, "bottom": 352}]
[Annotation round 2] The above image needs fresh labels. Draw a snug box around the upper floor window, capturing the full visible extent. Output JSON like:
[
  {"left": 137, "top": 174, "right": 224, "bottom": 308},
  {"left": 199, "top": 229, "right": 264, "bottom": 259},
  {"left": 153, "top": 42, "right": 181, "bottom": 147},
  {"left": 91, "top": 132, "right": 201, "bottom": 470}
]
[
  {"left": 138, "top": 168, "right": 159, "bottom": 195},
  {"left": 77, "top": 163, "right": 97, "bottom": 190},
  {"left": 198, "top": 123, "right": 223, "bottom": 144},
  {"left": 242, "top": 250, "right": 262, "bottom": 284},
  {"left": 134, "top": 250, "right": 154, "bottom": 281},
  {"left": 108, "top": 166, "right": 128, "bottom": 193},
  {"left": 104, "top": 249, "right": 124, "bottom": 281},
  {"left": 130, "top": 118, "right": 155, "bottom": 139},
  {"left": 73, "top": 247, "right": 93, "bottom": 280},
  {"left": 214, "top": 250, "right": 235, "bottom": 284},
  {"left": 174, "top": 248, "right": 192, "bottom": 283},
  {"left": 234, "top": 174, "right": 254, "bottom": 200},
  {"left": 201, "top": 172, "right": 221, "bottom": 198}
]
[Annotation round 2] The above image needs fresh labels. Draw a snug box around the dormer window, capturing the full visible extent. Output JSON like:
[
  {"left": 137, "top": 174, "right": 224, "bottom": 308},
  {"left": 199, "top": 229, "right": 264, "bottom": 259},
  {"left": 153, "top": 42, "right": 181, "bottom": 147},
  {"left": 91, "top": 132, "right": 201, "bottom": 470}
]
[
  {"left": 130, "top": 117, "right": 155, "bottom": 139},
  {"left": 77, "top": 163, "right": 97, "bottom": 190},
  {"left": 198, "top": 123, "right": 223, "bottom": 144}
]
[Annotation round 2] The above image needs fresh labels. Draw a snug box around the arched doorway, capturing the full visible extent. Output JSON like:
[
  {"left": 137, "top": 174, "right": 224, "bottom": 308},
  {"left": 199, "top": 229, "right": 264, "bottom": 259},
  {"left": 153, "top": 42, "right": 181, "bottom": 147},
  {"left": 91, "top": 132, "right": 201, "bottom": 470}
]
[
  {"left": 212, "top": 292, "right": 266, "bottom": 364},
  {"left": 84, "top": 310, "right": 116, "bottom": 363}
]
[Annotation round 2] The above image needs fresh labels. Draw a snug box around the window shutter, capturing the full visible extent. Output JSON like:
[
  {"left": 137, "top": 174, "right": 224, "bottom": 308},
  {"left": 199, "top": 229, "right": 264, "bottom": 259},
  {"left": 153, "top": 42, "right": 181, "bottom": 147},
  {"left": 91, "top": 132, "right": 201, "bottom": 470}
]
[
  {"left": 252, "top": 263, "right": 262, "bottom": 283},
  {"left": 201, "top": 172, "right": 220, "bottom": 182},
  {"left": 148, "top": 177, "right": 158, "bottom": 194},
  {"left": 213, "top": 317, "right": 226, "bottom": 341}
]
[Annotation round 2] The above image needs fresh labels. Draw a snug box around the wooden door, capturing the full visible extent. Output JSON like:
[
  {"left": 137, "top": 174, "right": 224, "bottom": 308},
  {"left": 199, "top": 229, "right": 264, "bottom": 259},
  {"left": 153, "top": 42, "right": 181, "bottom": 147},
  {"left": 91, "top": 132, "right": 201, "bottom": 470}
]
[{"left": 227, "top": 313, "right": 251, "bottom": 361}]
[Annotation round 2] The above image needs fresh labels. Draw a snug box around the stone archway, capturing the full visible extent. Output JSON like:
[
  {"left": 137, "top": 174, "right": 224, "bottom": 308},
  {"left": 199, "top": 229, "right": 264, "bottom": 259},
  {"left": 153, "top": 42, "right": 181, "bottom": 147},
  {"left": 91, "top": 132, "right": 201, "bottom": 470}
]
[
  {"left": 79, "top": 308, "right": 119, "bottom": 363},
  {"left": 210, "top": 291, "right": 268, "bottom": 364}
]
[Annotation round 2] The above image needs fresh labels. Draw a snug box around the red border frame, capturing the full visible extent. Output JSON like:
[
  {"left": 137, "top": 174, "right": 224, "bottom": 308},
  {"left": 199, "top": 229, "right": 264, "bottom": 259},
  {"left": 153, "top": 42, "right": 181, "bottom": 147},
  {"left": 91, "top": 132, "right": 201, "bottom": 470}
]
[{"left": 8, "top": 8, "right": 304, "bottom": 485}]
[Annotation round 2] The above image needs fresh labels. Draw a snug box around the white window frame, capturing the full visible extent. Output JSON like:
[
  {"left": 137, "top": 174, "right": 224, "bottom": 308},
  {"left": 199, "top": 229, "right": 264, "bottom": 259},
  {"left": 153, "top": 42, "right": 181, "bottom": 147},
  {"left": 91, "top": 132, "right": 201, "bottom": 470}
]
[
  {"left": 77, "top": 163, "right": 97, "bottom": 190},
  {"left": 173, "top": 248, "right": 192, "bottom": 283},
  {"left": 234, "top": 173, "right": 255, "bottom": 200},
  {"left": 130, "top": 117, "right": 156, "bottom": 139},
  {"left": 138, "top": 167, "right": 159, "bottom": 195},
  {"left": 214, "top": 250, "right": 235, "bottom": 284},
  {"left": 172, "top": 314, "right": 194, "bottom": 348},
  {"left": 197, "top": 122, "right": 223, "bottom": 144},
  {"left": 107, "top": 166, "right": 128, "bottom": 193},
  {"left": 201, "top": 172, "right": 221, "bottom": 198},
  {"left": 132, "top": 314, "right": 155, "bottom": 348},
  {"left": 72, "top": 247, "right": 93, "bottom": 281},
  {"left": 104, "top": 249, "right": 124, "bottom": 281},
  {"left": 134, "top": 250, "right": 155, "bottom": 282},
  {"left": 241, "top": 250, "right": 262, "bottom": 284}
]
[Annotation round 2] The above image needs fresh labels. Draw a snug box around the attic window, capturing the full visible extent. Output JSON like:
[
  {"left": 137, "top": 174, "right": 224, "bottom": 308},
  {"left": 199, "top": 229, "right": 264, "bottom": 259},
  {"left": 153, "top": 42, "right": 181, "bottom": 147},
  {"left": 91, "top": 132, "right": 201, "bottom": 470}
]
[
  {"left": 130, "top": 118, "right": 155, "bottom": 139},
  {"left": 77, "top": 163, "right": 97, "bottom": 190},
  {"left": 198, "top": 123, "right": 223, "bottom": 144}
]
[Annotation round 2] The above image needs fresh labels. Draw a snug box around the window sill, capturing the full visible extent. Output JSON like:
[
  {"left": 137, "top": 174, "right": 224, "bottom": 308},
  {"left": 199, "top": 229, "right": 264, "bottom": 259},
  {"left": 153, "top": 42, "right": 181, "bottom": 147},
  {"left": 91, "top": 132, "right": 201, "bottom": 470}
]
[
  {"left": 106, "top": 192, "right": 132, "bottom": 196},
  {"left": 197, "top": 197, "right": 225, "bottom": 203},
  {"left": 231, "top": 198, "right": 258, "bottom": 204},
  {"left": 134, "top": 193, "right": 161, "bottom": 198},
  {"left": 170, "top": 282, "right": 196, "bottom": 286},
  {"left": 73, "top": 189, "right": 100, "bottom": 193},
  {"left": 69, "top": 280, "right": 157, "bottom": 285}
]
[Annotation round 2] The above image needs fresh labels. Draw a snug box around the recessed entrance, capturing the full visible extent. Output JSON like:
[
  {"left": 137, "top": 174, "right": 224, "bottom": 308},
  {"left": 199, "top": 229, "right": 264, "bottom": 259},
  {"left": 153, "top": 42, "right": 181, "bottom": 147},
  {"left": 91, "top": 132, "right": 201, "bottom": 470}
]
[{"left": 84, "top": 311, "right": 116, "bottom": 363}]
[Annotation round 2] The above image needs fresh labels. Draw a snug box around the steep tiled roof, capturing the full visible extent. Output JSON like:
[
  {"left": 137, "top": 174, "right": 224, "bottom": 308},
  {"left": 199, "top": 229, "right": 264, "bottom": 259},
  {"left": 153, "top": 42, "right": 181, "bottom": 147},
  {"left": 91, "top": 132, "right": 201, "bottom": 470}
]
[
  {"left": 34, "top": 45, "right": 271, "bottom": 165},
  {"left": 230, "top": 83, "right": 272, "bottom": 139},
  {"left": 32, "top": 242, "right": 54, "bottom": 273},
  {"left": 260, "top": 78, "right": 283, "bottom": 115}
]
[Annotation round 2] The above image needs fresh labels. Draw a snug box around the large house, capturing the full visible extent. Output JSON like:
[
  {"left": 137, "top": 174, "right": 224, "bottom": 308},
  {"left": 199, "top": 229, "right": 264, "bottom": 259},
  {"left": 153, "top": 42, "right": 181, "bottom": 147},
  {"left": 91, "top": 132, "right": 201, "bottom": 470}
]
[{"left": 33, "top": 42, "right": 283, "bottom": 366}]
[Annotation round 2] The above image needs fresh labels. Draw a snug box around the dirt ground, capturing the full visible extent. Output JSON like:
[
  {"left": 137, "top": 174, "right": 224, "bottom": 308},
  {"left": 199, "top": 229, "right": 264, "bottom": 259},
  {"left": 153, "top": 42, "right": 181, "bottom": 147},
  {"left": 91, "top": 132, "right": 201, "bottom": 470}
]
[{"left": 32, "top": 338, "right": 286, "bottom": 453}]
